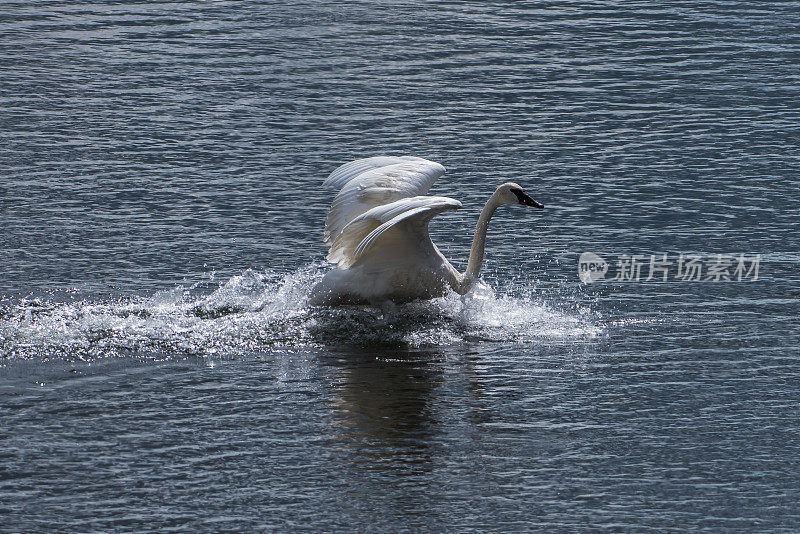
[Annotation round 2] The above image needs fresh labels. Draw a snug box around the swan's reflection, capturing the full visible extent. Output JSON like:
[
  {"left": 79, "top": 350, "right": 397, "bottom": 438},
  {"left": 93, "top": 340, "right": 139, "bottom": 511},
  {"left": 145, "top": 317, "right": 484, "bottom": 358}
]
[
  {"left": 309, "top": 303, "right": 500, "bottom": 477},
  {"left": 322, "top": 347, "right": 445, "bottom": 474}
]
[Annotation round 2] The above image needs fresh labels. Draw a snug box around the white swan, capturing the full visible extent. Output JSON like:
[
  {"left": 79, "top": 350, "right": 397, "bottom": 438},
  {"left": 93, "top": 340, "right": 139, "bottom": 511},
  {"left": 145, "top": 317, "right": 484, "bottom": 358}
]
[{"left": 309, "top": 156, "right": 543, "bottom": 305}]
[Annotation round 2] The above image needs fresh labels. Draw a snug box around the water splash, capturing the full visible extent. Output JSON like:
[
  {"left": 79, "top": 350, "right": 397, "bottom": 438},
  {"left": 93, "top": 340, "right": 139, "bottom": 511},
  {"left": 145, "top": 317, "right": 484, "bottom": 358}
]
[{"left": 0, "top": 266, "right": 602, "bottom": 361}]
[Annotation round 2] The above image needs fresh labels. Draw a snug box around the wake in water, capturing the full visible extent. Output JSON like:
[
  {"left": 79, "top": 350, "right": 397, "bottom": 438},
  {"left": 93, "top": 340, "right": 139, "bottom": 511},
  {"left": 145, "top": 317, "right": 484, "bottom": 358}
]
[{"left": 0, "top": 266, "right": 602, "bottom": 361}]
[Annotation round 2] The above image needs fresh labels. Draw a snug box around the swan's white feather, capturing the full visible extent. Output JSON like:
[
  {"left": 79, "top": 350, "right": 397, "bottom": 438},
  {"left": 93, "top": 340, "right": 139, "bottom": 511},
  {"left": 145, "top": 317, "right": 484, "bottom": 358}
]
[
  {"left": 323, "top": 158, "right": 446, "bottom": 245},
  {"left": 352, "top": 197, "right": 461, "bottom": 262},
  {"left": 326, "top": 217, "right": 381, "bottom": 266},
  {"left": 331, "top": 196, "right": 460, "bottom": 269},
  {"left": 328, "top": 196, "right": 460, "bottom": 269}
]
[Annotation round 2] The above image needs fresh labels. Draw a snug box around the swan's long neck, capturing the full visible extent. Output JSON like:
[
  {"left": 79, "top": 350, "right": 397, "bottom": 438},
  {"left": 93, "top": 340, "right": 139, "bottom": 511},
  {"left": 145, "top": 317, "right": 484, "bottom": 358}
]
[{"left": 457, "top": 192, "right": 503, "bottom": 294}]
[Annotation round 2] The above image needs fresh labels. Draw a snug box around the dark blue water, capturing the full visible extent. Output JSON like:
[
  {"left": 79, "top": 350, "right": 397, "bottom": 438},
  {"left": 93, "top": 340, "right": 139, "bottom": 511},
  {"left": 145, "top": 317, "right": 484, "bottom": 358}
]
[{"left": 2, "top": 1, "right": 799, "bottom": 531}]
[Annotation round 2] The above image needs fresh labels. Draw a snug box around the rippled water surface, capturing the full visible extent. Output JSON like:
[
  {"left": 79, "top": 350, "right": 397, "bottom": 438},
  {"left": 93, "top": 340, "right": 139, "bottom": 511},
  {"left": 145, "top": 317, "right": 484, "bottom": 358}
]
[{"left": 2, "top": 1, "right": 799, "bottom": 531}]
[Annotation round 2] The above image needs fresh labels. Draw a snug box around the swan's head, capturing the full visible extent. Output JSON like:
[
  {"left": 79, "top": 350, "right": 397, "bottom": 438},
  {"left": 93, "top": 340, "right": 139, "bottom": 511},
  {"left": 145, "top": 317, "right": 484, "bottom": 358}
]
[{"left": 497, "top": 182, "right": 544, "bottom": 209}]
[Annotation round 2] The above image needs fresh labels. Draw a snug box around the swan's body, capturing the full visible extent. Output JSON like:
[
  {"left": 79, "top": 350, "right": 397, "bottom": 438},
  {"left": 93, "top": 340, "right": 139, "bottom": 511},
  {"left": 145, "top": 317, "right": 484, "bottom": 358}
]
[{"left": 310, "top": 156, "right": 543, "bottom": 305}]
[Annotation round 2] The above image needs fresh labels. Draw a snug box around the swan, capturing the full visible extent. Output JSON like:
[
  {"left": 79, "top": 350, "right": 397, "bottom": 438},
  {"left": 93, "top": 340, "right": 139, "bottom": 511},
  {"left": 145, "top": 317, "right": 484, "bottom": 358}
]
[{"left": 309, "top": 156, "right": 543, "bottom": 305}]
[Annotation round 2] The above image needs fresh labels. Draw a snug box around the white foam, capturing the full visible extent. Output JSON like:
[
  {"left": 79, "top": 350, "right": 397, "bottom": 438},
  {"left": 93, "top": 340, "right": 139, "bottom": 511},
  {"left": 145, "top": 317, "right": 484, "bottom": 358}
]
[{"left": 0, "top": 266, "right": 602, "bottom": 361}]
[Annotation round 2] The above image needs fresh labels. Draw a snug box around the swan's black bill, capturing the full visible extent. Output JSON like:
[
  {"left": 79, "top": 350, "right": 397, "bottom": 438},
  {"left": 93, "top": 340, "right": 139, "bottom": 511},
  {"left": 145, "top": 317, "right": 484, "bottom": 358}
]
[{"left": 511, "top": 189, "right": 544, "bottom": 209}]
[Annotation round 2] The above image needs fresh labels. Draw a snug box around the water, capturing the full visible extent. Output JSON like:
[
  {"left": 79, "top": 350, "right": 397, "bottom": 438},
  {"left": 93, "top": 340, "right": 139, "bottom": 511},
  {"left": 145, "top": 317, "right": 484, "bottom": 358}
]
[{"left": 2, "top": 1, "right": 799, "bottom": 531}]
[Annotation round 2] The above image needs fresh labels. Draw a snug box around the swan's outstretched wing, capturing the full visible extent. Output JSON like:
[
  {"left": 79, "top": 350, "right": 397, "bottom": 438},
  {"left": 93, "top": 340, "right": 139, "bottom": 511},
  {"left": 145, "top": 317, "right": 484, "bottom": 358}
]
[
  {"left": 323, "top": 157, "right": 446, "bottom": 245},
  {"left": 328, "top": 196, "right": 461, "bottom": 269}
]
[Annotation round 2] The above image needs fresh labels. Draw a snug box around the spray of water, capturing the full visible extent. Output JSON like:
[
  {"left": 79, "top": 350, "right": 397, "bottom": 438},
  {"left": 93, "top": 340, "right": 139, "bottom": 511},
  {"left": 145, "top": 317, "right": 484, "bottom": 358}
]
[{"left": 0, "top": 266, "right": 602, "bottom": 361}]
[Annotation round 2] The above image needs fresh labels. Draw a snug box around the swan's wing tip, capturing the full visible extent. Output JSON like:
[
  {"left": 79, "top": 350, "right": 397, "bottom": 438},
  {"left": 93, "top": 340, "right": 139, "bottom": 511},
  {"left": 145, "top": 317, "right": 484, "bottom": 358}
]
[
  {"left": 442, "top": 197, "right": 462, "bottom": 209},
  {"left": 322, "top": 156, "right": 444, "bottom": 189}
]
